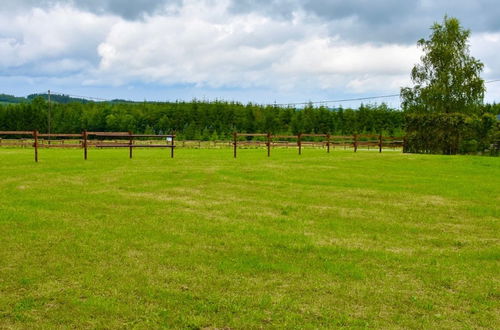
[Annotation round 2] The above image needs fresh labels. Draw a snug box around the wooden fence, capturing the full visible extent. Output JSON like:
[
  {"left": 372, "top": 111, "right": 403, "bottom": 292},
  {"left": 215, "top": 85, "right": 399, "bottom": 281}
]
[
  {"left": 232, "top": 133, "right": 404, "bottom": 158},
  {"left": 0, "top": 130, "right": 175, "bottom": 162},
  {"left": 0, "top": 130, "right": 404, "bottom": 162}
]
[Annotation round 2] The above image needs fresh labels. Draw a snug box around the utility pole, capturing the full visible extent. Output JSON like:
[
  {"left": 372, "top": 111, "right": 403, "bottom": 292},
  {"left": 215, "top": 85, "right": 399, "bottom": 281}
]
[{"left": 48, "top": 90, "right": 51, "bottom": 144}]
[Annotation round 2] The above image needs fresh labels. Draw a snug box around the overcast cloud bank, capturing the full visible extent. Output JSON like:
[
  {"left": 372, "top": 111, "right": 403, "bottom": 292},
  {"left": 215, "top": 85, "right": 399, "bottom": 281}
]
[{"left": 1, "top": 0, "right": 499, "bottom": 104}]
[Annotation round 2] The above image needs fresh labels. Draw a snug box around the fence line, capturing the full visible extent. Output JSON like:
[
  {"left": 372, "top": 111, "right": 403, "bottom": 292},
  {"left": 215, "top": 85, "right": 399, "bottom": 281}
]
[
  {"left": 0, "top": 130, "right": 404, "bottom": 162},
  {"left": 233, "top": 133, "right": 404, "bottom": 158},
  {"left": 0, "top": 130, "right": 176, "bottom": 162}
]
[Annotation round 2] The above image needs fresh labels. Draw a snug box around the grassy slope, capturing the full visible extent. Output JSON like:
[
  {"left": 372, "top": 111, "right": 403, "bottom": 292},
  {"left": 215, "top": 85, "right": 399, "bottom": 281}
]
[{"left": 0, "top": 148, "right": 498, "bottom": 328}]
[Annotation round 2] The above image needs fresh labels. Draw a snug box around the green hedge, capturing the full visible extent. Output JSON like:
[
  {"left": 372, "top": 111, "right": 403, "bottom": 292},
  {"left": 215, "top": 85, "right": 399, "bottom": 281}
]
[{"left": 404, "top": 113, "right": 498, "bottom": 155}]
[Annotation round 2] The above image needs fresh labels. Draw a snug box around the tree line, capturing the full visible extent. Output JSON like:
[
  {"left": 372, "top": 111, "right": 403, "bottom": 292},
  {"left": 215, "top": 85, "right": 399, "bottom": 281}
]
[{"left": 0, "top": 98, "right": 406, "bottom": 140}]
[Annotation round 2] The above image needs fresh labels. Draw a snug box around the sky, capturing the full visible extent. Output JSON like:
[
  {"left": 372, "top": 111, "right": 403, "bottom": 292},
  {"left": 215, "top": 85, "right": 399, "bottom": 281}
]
[{"left": 1, "top": 0, "right": 500, "bottom": 107}]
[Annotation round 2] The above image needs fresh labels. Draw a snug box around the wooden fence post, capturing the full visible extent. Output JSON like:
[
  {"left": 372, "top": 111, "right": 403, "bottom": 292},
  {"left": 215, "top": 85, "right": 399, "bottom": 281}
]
[
  {"left": 129, "top": 131, "right": 133, "bottom": 159},
  {"left": 379, "top": 133, "right": 383, "bottom": 153},
  {"left": 233, "top": 132, "right": 237, "bottom": 158},
  {"left": 326, "top": 134, "right": 330, "bottom": 153},
  {"left": 171, "top": 134, "right": 175, "bottom": 158},
  {"left": 83, "top": 130, "right": 88, "bottom": 160},
  {"left": 267, "top": 132, "right": 271, "bottom": 157},
  {"left": 354, "top": 134, "right": 358, "bottom": 152},
  {"left": 298, "top": 133, "right": 302, "bottom": 155},
  {"left": 33, "top": 130, "right": 38, "bottom": 162}
]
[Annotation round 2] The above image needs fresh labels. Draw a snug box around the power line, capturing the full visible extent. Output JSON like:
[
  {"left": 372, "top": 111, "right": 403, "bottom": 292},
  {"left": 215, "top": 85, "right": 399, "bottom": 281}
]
[
  {"left": 35, "top": 91, "right": 112, "bottom": 102},
  {"left": 276, "top": 79, "right": 500, "bottom": 107},
  {"left": 51, "top": 92, "right": 112, "bottom": 102},
  {"left": 35, "top": 78, "right": 500, "bottom": 106},
  {"left": 273, "top": 94, "right": 401, "bottom": 107},
  {"left": 274, "top": 79, "right": 500, "bottom": 107}
]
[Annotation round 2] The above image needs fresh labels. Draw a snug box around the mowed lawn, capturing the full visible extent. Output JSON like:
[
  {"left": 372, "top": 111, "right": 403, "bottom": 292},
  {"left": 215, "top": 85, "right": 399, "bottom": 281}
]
[{"left": 0, "top": 147, "right": 498, "bottom": 329}]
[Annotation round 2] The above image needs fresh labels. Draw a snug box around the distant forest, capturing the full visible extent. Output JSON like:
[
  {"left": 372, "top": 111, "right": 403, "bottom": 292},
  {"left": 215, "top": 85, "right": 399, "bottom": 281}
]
[
  {"left": 0, "top": 94, "right": 499, "bottom": 140},
  {"left": 0, "top": 93, "right": 100, "bottom": 105}
]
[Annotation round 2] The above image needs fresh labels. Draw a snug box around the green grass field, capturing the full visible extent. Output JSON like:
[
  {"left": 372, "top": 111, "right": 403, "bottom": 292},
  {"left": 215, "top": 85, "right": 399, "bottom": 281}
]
[{"left": 0, "top": 148, "right": 498, "bottom": 328}]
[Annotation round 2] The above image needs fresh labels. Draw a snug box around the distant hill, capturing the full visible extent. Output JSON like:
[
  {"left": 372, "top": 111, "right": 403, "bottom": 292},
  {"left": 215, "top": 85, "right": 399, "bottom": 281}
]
[
  {"left": 0, "top": 94, "right": 28, "bottom": 104},
  {"left": 0, "top": 93, "right": 92, "bottom": 105},
  {"left": 27, "top": 93, "right": 92, "bottom": 104},
  {"left": 0, "top": 92, "right": 142, "bottom": 105}
]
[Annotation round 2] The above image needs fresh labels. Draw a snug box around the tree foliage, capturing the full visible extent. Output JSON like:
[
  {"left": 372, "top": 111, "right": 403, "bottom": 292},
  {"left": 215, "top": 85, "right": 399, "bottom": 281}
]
[
  {"left": 400, "top": 16, "right": 497, "bottom": 154},
  {"left": 401, "top": 16, "right": 485, "bottom": 115},
  {"left": 0, "top": 98, "right": 405, "bottom": 139},
  {"left": 404, "top": 112, "right": 497, "bottom": 154}
]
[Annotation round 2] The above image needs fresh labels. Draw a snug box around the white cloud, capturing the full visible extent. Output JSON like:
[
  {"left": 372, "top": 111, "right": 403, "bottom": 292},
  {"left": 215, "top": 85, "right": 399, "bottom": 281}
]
[
  {"left": 93, "top": 0, "right": 420, "bottom": 94},
  {"left": 471, "top": 32, "right": 500, "bottom": 76},
  {"left": 0, "top": 5, "right": 116, "bottom": 71},
  {"left": 471, "top": 32, "right": 500, "bottom": 102},
  {"left": 0, "top": 0, "right": 499, "bottom": 103}
]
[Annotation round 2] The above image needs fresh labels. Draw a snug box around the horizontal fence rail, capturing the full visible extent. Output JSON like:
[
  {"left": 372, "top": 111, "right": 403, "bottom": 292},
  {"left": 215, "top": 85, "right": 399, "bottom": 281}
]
[
  {"left": 0, "top": 130, "right": 39, "bottom": 161},
  {"left": 232, "top": 132, "right": 404, "bottom": 158},
  {"left": 0, "top": 130, "right": 176, "bottom": 162},
  {"left": 1, "top": 130, "right": 404, "bottom": 162}
]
